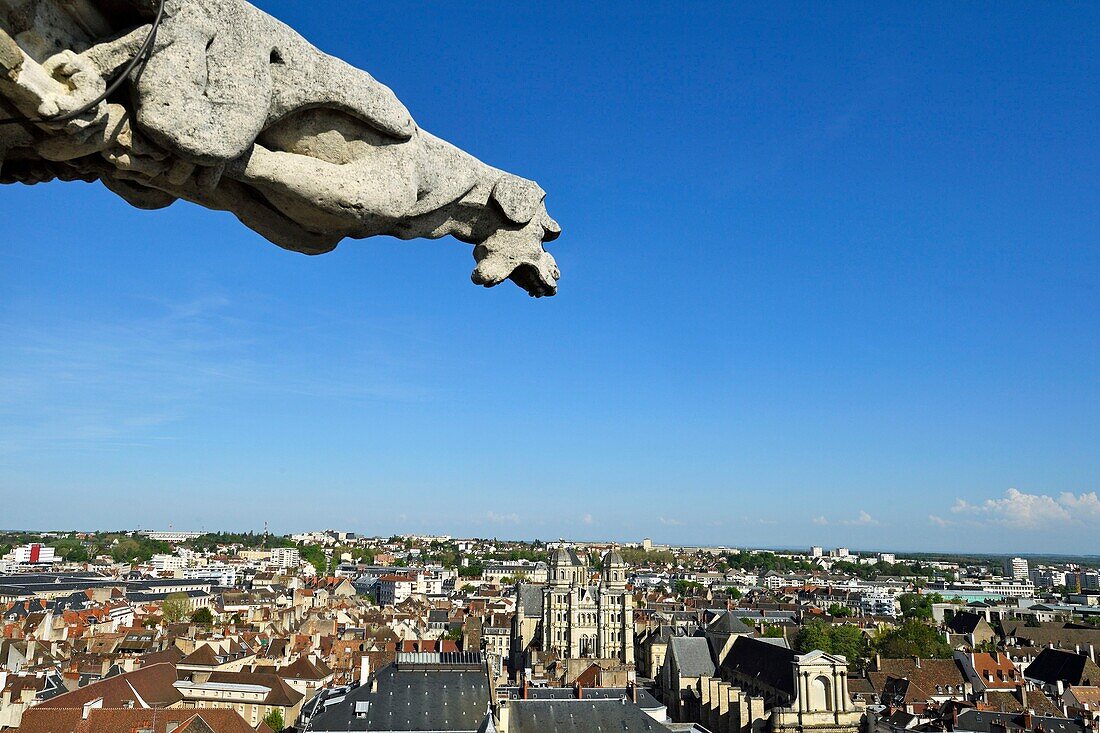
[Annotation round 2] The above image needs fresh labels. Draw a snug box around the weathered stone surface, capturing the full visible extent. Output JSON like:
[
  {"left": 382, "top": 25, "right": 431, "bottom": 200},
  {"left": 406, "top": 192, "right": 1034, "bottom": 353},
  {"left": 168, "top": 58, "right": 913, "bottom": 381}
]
[{"left": 0, "top": 0, "right": 561, "bottom": 296}]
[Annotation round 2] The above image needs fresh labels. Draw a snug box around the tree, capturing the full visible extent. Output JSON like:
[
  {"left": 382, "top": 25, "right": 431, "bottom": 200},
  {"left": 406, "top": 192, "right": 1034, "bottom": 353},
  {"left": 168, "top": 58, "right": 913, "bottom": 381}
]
[
  {"left": 458, "top": 563, "right": 484, "bottom": 578},
  {"left": 762, "top": 624, "right": 786, "bottom": 638},
  {"left": 898, "top": 592, "right": 943, "bottom": 620},
  {"left": 828, "top": 603, "right": 852, "bottom": 618},
  {"left": 795, "top": 620, "right": 868, "bottom": 671},
  {"left": 795, "top": 620, "right": 832, "bottom": 654},
  {"left": 298, "top": 544, "right": 327, "bottom": 574},
  {"left": 161, "top": 593, "right": 191, "bottom": 624},
  {"left": 825, "top": 625, "right": 867, "bottom": 665},
  {"left": 675, "top": 580, "right": 705, "bottom": 596},
  {"left": 874, "top": 619, "right": 952, "bottom": 659},
  {"left": 49, "top": 538, "right": 89, "bottom": 563},
  {"left": 190, "top": 607, "right": 214, "bottom": 625},
  {"left": 262, "top": 708, "right": 285, "bottom": 732}
]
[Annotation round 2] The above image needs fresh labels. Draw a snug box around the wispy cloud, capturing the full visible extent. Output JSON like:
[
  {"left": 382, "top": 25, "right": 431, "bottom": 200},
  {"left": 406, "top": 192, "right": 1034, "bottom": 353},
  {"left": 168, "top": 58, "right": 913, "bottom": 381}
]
[
  {"left": 658, "top": 516, "right": 682, "bottom": 526},
  {"left": 812, "top": 510, "right": 878, "bottom": 527},
  {"left": 950, "top": 488, "right": 1100, "bottom": 529},
  {"left": 840, "top": 510, "right": 879, "bottom": 526},
  {"left": 486, "top": 511, "right": 520, "bottom": 524},
  {"left": 0, "top": 291, "right": 435, "bottom": 454},
  {"left": 581, "top": 514, "right": 594, "bottom": 525}
]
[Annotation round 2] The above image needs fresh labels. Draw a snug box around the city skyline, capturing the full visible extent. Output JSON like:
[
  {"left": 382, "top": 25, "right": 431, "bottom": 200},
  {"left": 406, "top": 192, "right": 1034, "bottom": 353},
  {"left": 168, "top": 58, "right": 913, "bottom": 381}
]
[
  {"left": 2, "top": 523, "right": 1099, "bottom": 560},
  {"left": 2, "top": 2, "right": 1098, "bottom": 553}
]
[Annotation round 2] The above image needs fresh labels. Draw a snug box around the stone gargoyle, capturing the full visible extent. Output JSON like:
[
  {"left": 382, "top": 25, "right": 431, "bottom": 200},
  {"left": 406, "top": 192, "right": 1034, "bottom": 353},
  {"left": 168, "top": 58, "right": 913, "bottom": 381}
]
[{"left": 0, "top": 0, "right": 561, "bottom": 296}]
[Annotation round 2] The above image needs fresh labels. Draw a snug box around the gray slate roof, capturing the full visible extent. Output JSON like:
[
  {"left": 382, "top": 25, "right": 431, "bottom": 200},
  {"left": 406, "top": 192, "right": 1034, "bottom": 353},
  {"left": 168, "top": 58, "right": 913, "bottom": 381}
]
[
  {"left": 307, "top": 664, "right": 489, "bottom": 731},
  {"left": 954, "top": 710, "right": 1082, "bottom": 733},
  {"left": 707, "top": 610, "right": 753, "bottom": 635},
  {"left": 508, "top": 699, "right": 672, "bottom": 732},
  {"left": 722, "top": 635, "right": 796, "bottom": 698},
  {"left": 516, "top": 584, "right": 544, "bottom": 618},
  {"left": 667, "top": 636, "right": 716, "bottom": 679},
  {"left": 497, "top": 687, "right": 662, "bottom": 711}
]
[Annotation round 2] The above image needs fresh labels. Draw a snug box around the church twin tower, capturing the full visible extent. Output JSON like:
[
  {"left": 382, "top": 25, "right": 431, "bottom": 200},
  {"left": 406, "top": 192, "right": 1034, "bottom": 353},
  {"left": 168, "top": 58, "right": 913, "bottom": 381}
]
[{"left": 540, "top": 546, "right": 635, "bottom": 664}]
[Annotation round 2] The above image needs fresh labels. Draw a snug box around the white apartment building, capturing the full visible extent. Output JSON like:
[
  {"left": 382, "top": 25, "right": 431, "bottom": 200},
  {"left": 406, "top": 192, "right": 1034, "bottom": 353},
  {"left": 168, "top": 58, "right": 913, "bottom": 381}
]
[
  {"left": 1, "top": 544, "right": 59, "bottom": 567},
  {"left": 1006, "top": 557, "right": 1030, "bottom": 581},
  {"left": 138, "top": 530, "right": 203, "bottom": 542},
  {"left": 1030, "top": 568, "right": 1071, "bottom": 588},
  {"left": 932, "top": 579, "right": 1037, "bottom": 598},
  {"left": 376, "top": 575, "right": 415, "bottom": 606},
  {"left": 860, "top": 592, "right": 898, "bottom": 617},
  {"left": 183, "top": 565, "right": 238, "bottom": 587},
  {"left": 151, "top": 553, "right": 187, "bottom": 573},
  {"left": 483, "top": 561, "right": 548, "bottom": 584},
  {"left": 270, "top": 547, "right": 301, "bottom": 570}
]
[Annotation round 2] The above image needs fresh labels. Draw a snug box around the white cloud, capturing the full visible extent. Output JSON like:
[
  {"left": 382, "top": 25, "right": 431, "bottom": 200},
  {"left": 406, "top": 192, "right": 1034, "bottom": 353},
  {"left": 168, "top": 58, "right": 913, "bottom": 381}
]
[
  {"left": 810, "top": 511, "right": 877, "bottom": 527},
  {"left": 581, "top": 513, "right": 594, "bottom": 525},
  {"left": 658, "top": 517, "right": 683, "bottom": 526},
  {"left": 950, "top": 488, "right": 1100, "bottom": 529},
  {"left": 928, "top": 515, "right": 950, "bottom": 528},
  {"left": 486, "top": 511, "right": 520, "bottom": 524},
  {"left": 836, "top": 510, "right": 879, "bottom": 526},
  {"left": 1058, "top": 492, "right": 1100, "bottom": 516}
]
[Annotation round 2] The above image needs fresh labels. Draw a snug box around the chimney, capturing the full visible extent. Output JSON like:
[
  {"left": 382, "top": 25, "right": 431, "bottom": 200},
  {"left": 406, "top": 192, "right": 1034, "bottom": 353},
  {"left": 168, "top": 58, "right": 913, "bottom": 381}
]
[
  {"left": 1090, "top": 644, "right": 1096, "bottom": 662},
  {"left": 1023, "top": 711, "right": 1033, "bottom": 730},
  {"left": 915, "top": 656, "right": 922, "bottom": 669},
  {"left": 576, "top": 682, "right": 583, "bottom": 699},
  {"left": 631, "top": 681, "right": 638, "bottom": 703},
  {"left": 521, "top": 676, "right": 529, "bottom": 700},
  {"left": 1018, "top": 683, "right": 1028, "bottom": 709},
  {"left": 359, "top": 655, "right": 371, "bottom": 687}
]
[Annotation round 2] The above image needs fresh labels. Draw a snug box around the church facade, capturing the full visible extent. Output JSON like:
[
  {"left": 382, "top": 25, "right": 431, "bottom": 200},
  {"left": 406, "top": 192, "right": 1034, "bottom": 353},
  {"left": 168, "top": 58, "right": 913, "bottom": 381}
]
[{"left": 512, "top": 546, "right": 635, "bottom": 672}]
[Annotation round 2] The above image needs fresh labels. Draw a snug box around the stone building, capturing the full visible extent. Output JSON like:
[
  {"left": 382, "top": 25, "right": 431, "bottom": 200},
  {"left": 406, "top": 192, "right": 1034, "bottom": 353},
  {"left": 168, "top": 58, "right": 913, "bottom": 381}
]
[
  {"left": 660, "top": 635, "right": 863, "bottom": 733},
  {"left": 512, "top": 546, "right": 635, "bottom": 673}
]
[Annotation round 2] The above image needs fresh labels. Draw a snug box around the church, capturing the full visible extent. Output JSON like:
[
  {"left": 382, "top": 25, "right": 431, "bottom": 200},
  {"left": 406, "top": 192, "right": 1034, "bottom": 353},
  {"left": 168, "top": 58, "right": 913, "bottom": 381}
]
[{"left": 511, "top": 545, "right": 635, "bottom": 674}]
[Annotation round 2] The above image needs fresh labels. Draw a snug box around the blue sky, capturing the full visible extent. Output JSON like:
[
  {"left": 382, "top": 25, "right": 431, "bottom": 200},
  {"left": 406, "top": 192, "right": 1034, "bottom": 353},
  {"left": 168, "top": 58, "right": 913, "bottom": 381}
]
[{"left": 1, "top": 2, "right": 1097, "bottom": 553}]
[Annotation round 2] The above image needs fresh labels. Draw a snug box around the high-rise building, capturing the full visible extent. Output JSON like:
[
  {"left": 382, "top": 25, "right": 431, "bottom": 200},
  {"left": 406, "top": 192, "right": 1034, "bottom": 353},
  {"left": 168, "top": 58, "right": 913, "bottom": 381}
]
[
  {"left": 271, "top": 547, "right": 301, "bottom": 570},
  {"left": 1006, "top": 557, "right": 1029, "bottom": 580}
]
